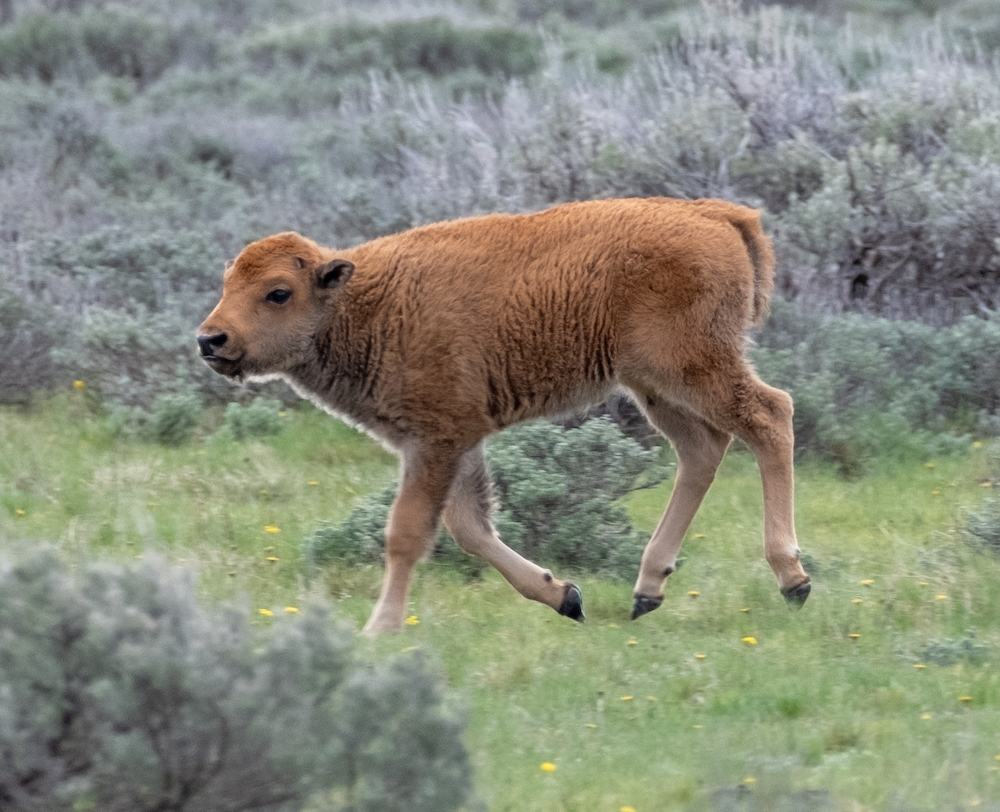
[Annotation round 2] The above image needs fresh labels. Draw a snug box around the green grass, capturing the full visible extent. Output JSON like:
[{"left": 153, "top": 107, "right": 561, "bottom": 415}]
[{"left": 2, "top": 400, "right": 999, "bottom": 811}]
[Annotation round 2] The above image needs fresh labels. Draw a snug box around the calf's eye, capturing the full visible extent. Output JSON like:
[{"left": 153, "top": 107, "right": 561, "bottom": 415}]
[{"left": 266, "top": 289, "right": 291, "bottom": 304}]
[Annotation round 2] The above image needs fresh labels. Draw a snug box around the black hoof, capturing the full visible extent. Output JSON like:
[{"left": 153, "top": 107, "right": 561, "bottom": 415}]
[
  {"left": 631, "top": 594, "right": 663, "bottom": 620},
  {"left": 558, "top": 583, "right": 585, "bottom": 622},
  {"left": 782, "top": 580, "right": 811, "bottom": 608}
]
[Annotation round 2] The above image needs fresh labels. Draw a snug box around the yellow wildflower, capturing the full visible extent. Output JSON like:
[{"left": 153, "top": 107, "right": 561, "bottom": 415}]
[
  {"left": 73, "top": 380, "right": 85, "bottom": 390},
  {"left": 742, "top": 636, "right": 757, "bottom": 646},
  {"left": 259, "top": 609, "right": 273, "bottom": 617},
  {"left": 921, "top": 713, "right": 932, "bottom": 720},
  {"left": 744, "top": 777, "right": 756, "bottom": 786},
  {"left": 626, "top": 639, "right": 638, "bottom": 646},
  {"left": 983, "top": 482, "right": 993, "bottom": 488},
  {"left": 914, "top": 663, "right": 926, "bottom": 670},
  {"left": 405, "top": 615, "right": 419, "bottom": 626},
  {"left": 860, "top": 579, "right": 874, "bottom": 586},
  {"left": 974, "top": 441, "right": 983, "bottom": 449},
  {"left": 740, "top": 607, "right": 750, "bottom": 613},
  {"left": 264, "top": 526, "right": 280, "bottom": 533},
  {"left": 267, "top": 556, "right": 279, "bottom": 563},
  {"left": 932, "top": 489, "right": 941, "bottom": 495},
  {"left": 695, "top": 654, "right": 707, "bottom": 661},
  {"left": 284, "top": 606, "right": 298, "bottom": 614},
  {"left": 15, "top": 509, "right": 25, "bottom": 516},
  {"left": 402, "top": 645, "right": 419, "bottom": 652},
  {"left": 935, "top": 594, "right": 948, "bottom": 601},
  {"left": 584, "top": 723, "right": 597, "bottom": 729},
  {"left": 688, "top": 590, "right": 700, "bottom": 598},
  {"left": 540, "top": 762, "right": 556, "bottom": 772},
  {"left": 925, "top": 462, "right": 935, "bottom": 469},
  {"left": 307, "top": 480, "right": 319, "bottom": 485},
  {"left": 849, "top": 633, "right": 860, "bottom": 640},
  {"left": 852, "top": 598, "right": 863, "bottom": 605},
  {"left": 693, "top": 533, "right": 707, "bottom": 539},
  {"left": 621, "top": 695, "right": 634, "bottom": 701},
  {"left": 959, "top": 695, "right": 973, "bottom": 703},
  {"left": 646, "top": 696, "right": 658, "bottom": 702},
  {"left": 621, "top": 807, "right": 637, "bottom": 812}
]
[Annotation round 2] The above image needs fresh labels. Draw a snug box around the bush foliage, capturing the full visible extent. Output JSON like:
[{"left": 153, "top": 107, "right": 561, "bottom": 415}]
[
  {"left": 221, "top": 396, "right": 284, "bottom": 441},
  {"left": 107, "top": 392, "right": 203, "bottom": 445},
  {"left": 306, "top": 417, "right": 670, "bottom": 579},
  {"left": 753, "top": 301, "right": 1000, "bottom": 470},
  {"left": 967, "top": 499, "right": 1000, "bottom": 552},
  {"left": 0, "top": 550, "right": 473, "bottom": 812}
]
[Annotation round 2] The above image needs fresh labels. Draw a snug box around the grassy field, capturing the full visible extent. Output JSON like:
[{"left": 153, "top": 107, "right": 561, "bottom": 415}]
[{"left": 2, "top": 399, "right": 1000, "bottom": 811}]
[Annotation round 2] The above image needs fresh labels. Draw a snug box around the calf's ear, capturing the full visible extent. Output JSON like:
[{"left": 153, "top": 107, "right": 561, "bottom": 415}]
[{"left": 317, "top": 259, "right": 355, "bottom": 289}]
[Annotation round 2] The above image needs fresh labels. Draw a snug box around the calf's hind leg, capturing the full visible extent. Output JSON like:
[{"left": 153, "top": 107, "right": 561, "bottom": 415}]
[
  {"left": 630, "top": 396, "right": 732, "bottom": 619},
  {"left": 441, "top": 445, "right": 584, "bottom": 621},
  {"left": 686, "top": 366, "right": 811, "bottom": 604}
]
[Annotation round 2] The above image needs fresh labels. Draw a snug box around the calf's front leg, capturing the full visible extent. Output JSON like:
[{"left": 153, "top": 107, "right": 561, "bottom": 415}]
[{"left": 362, "top": 445, "right": 461, "bottom": 636}]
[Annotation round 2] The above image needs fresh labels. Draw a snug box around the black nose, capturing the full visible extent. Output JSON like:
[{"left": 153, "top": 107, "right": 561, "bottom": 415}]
[{"left": 198, "top": 333, "right": 227, "bottom": 357}]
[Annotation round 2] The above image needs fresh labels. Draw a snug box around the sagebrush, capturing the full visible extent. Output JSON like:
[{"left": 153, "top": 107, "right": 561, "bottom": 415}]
[{"left": 0, "top": 550, "right": 473, "bottom": 812}]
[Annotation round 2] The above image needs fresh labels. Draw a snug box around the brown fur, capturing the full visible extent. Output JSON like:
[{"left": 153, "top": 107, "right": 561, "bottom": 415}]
[{"left": 198, "top": 197, "right": 808, "bottom": 633}]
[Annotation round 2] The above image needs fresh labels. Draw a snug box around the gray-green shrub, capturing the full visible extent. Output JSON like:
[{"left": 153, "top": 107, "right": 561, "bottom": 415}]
[
  {"left": 0, "top": 12, "right": 85, "bottom": 83},
  {"left": 306, "top": 417, "right": 670, "bottom": 579},
  {"left": 146, "top": 391, "right": 202, "bottom": 446},
  {"left": 966, "top": 499, "right": 1000, "bottom": 552},
  {"left": 0, "top": 6, "right": 211, "bottom": 87},
  {"left": 106, "top": 392, "right": 202, "bottom": 446},
  {"left": 306, "top": 486, "right": 393, "bottom": 566},
  {"left": 0, "top": 549, "right": 473, "bottom": 812},
  {"left": 0, "top": 282, "right": 66, "bottom": 405},
  {"left": 54, "top": 307, "right": 220, "bottom": 409},
  {"left": 920, "top": 635, "right": 989, "bottom": 666},
  {"left": 753, "top": 300, "right": 1000, "bottom": 470},
  {"left": 241, "top": 16, "right": 540, "bottom": 82},
  {"left": 221, "top": 396, "right": 284, "bottom": 441},
  {"left": 488, "top": 417, "right": 669, "bottom": 576}
]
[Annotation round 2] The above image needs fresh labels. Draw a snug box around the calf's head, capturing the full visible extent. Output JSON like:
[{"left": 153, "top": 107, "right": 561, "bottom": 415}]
[{"left": 197, "top": 232, "right": 353, "bottom": 381}]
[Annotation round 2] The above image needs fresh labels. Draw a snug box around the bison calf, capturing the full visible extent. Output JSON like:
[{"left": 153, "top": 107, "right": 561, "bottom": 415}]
[{"left": 198, "top": 197, "right": 811, "bottom": 634}]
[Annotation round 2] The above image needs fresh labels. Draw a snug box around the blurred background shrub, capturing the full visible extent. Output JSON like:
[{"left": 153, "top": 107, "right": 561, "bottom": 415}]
[
  {"left": 220, "top": 395, "right": 284, "bottom": 441},
  {"left": 0, "top": 6, "right": 212, "bottom": 86},
  {"left": 107, "top": 391, "right": 202, "bottom": 445},
  {"left": 966, "top": 498, "right": 1000, "bottom": 553},
  {"left": 307, "top": 484, "right": 393, "bottom": 567},
  {"left": 753, "top": 301, "right": 1000, "bottom": 472},
  {"left": 0, "top": 549, "right": 473, "bottom": 812}
]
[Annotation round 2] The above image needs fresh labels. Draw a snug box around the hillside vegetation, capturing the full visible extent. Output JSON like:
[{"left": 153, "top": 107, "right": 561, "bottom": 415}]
[{"left": 1, "top": 0, "right": 1000, "bottom": 456}]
